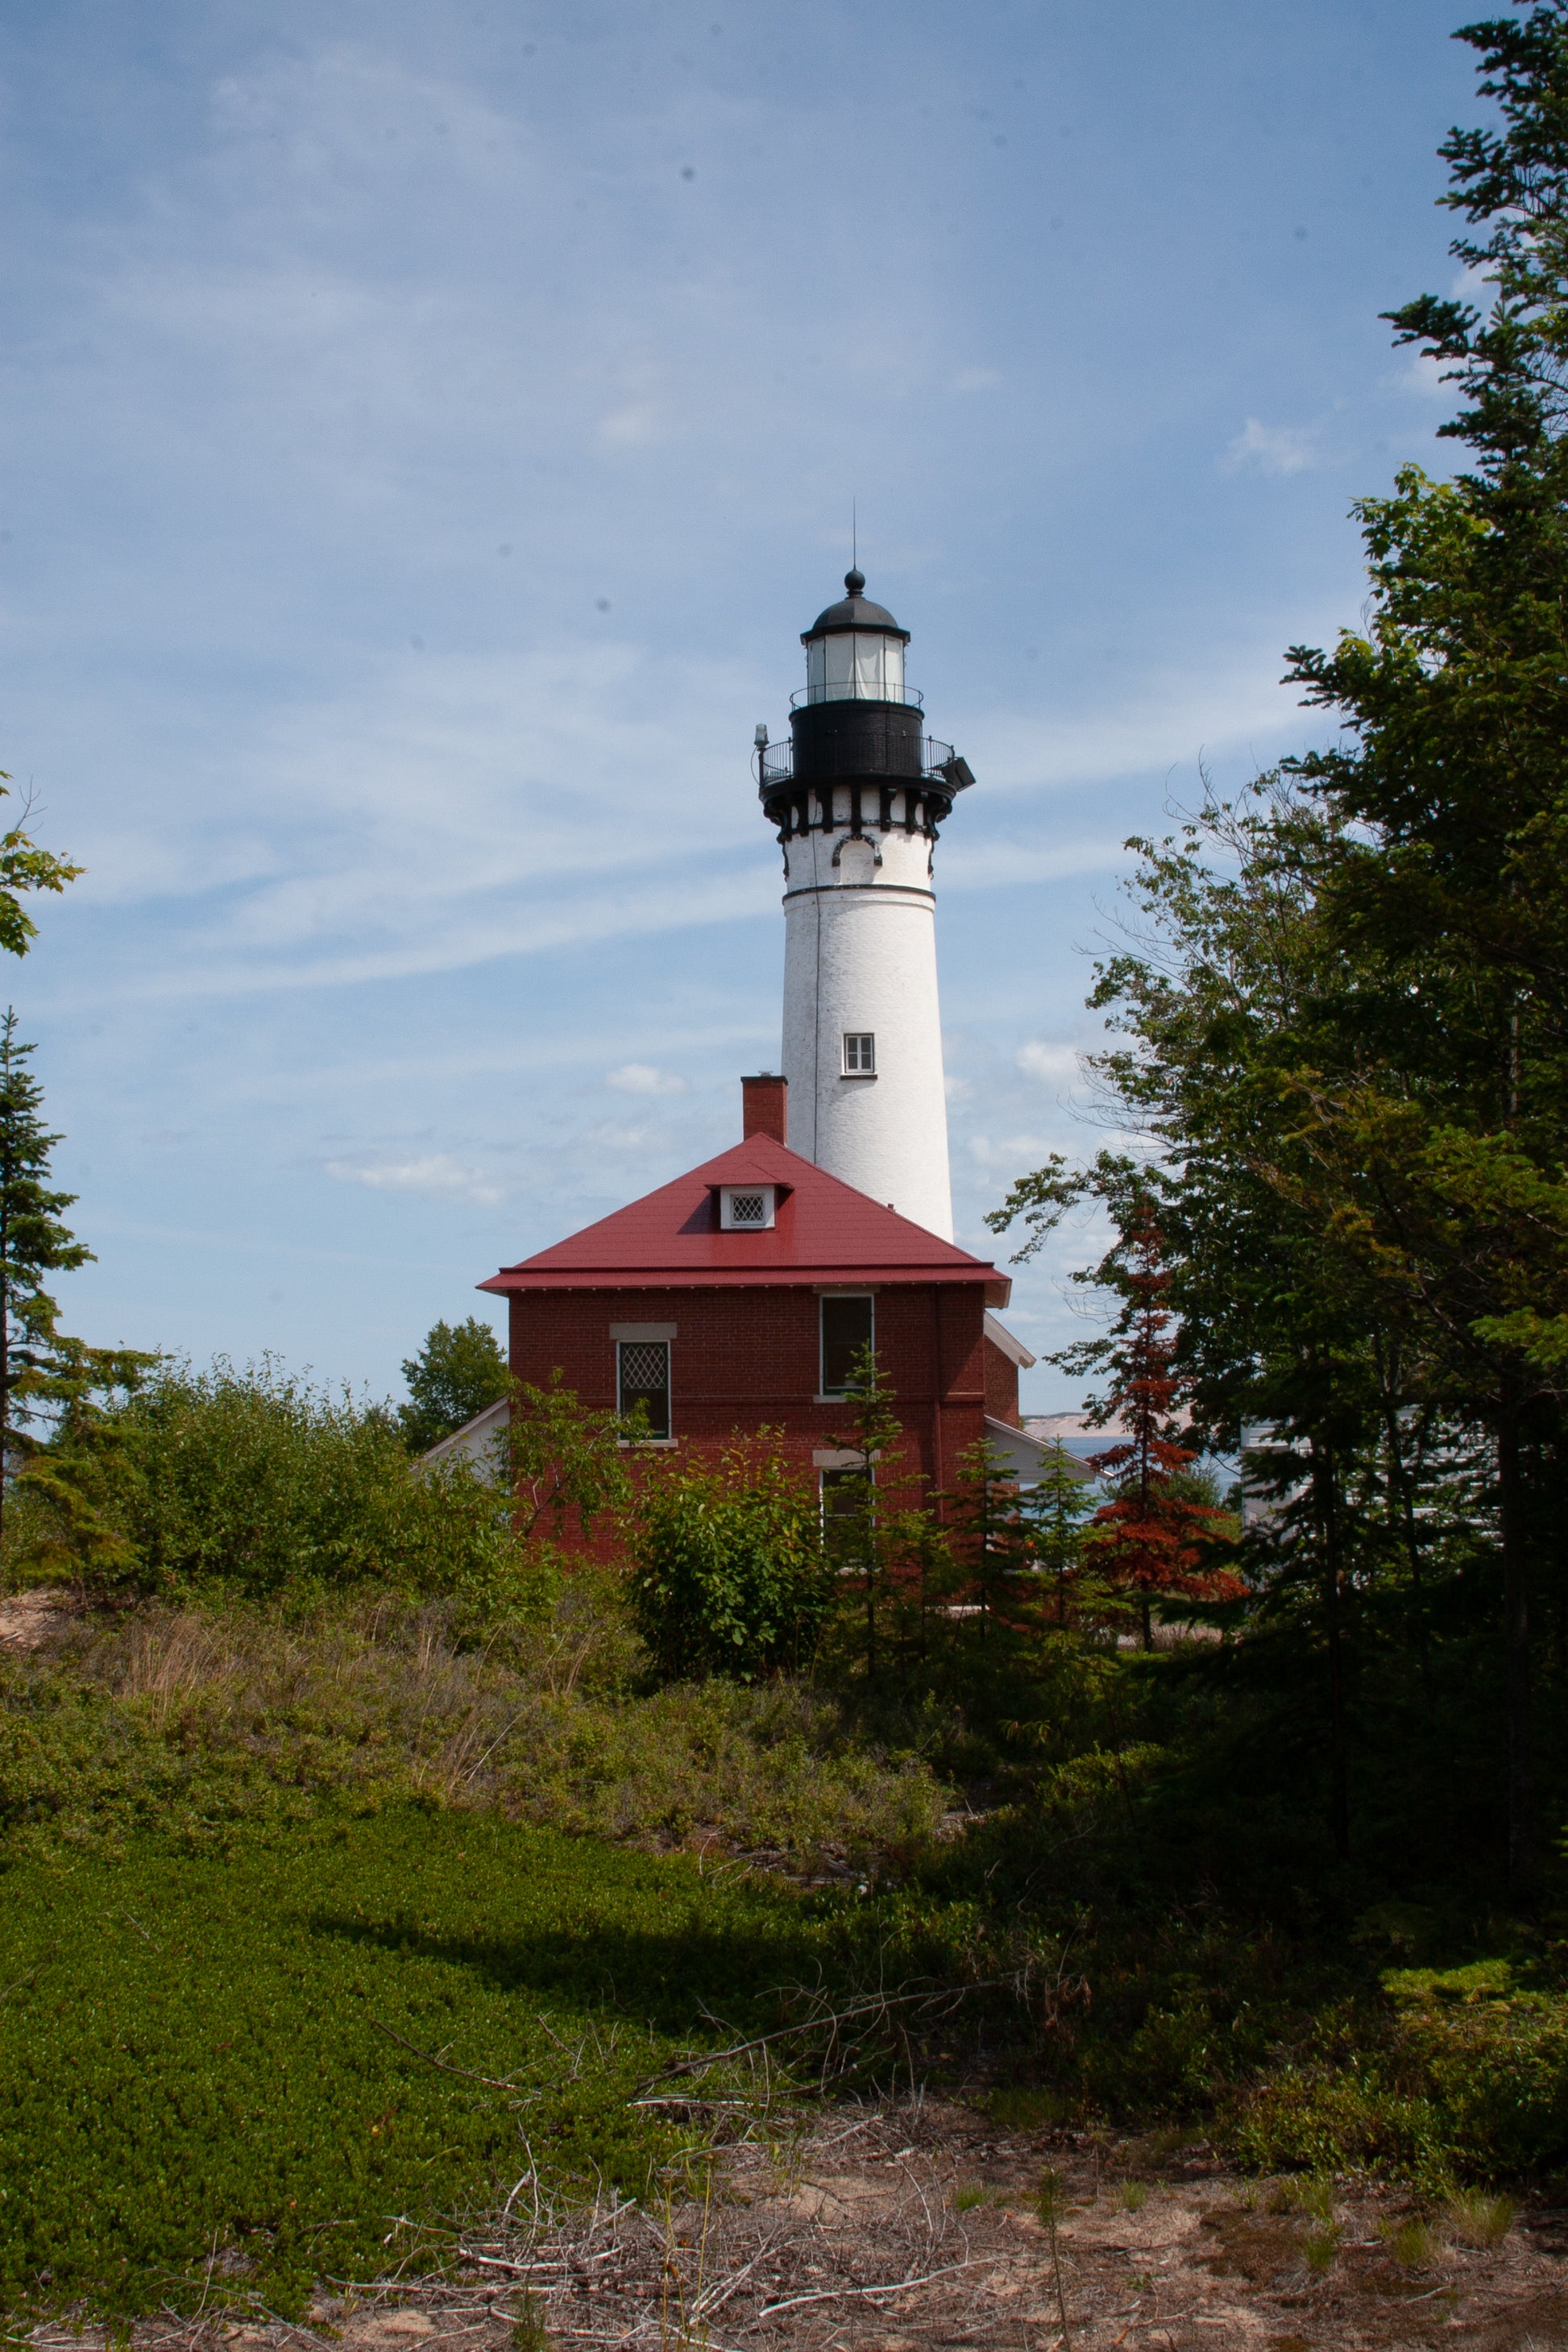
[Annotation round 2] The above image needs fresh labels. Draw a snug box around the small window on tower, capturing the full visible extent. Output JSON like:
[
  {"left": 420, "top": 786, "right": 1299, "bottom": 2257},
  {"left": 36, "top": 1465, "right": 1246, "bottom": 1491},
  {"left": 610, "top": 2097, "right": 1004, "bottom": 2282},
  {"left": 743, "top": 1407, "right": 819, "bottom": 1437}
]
[
  {"left": 617, "top": 1340, "right": 670, "bottom": 1440},
  {"left": 843, "top": 1032, "right": 876, "bottom": 1076}
]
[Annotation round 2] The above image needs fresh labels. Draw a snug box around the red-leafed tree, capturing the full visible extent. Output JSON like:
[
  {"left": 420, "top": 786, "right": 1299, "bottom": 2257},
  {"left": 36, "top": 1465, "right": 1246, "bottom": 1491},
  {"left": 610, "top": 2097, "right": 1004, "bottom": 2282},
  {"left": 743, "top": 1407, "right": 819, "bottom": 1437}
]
[{"left": 1084, "top": 1205, "right": 1242, "bottom": 1648}]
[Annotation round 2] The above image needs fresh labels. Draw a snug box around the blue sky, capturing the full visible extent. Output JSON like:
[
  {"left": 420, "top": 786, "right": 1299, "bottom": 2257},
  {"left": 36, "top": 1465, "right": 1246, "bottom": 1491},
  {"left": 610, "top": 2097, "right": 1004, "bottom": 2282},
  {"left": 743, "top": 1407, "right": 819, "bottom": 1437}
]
[{"left": 2, "top": 0, "right": 1478, "bottom": 1412}]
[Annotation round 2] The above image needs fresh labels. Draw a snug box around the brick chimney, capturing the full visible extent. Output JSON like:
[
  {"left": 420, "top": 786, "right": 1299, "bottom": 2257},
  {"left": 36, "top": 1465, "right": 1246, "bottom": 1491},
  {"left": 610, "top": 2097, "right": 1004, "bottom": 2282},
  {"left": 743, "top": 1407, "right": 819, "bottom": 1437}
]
[{"left": 741, "top": 1072, "right": 787, "bottom": 1146}]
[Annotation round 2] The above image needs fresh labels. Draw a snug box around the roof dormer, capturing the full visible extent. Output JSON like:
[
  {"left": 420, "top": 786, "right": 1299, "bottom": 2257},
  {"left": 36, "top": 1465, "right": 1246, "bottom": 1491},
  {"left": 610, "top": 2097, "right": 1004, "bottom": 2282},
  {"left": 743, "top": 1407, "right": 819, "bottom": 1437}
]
[{"left": 717, "top": 1182, "right": 777, "bottom": 1231}]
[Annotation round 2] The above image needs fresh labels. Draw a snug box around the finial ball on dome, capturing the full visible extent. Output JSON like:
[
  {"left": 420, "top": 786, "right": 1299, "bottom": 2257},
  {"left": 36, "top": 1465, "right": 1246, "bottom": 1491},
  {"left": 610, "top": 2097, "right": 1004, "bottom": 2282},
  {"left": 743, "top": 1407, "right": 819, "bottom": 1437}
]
[{"left": 844, "top": 566, "right": 865, "bottom": 596}]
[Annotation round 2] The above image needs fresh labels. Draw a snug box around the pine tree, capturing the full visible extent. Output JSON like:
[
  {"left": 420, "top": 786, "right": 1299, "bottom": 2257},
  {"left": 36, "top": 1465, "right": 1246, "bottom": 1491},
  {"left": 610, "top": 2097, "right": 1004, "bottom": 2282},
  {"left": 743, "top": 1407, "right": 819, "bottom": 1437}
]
[
  {"left": 1080, "top": 1207, "right": 1242, "bottom": 1649},
  {"left": 944, "top": 1436, "right": 1034, "bottom": 1638},
  {"left": 0, "top": 1010, "right": 93, "bottom": 1538},
  {"left": 1021, "top": 1440, "right": 1095, "bottom": 1624},
  {"left": 828, "top": 1343, "right": 916, "bottom": 1683}
]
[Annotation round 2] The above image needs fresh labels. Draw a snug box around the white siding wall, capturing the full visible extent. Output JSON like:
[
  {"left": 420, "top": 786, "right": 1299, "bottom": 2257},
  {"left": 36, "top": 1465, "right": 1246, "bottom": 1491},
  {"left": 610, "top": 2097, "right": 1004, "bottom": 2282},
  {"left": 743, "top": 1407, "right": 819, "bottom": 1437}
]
[{"left": 780, "top": 786, "right": 954, "bottom": 1240}]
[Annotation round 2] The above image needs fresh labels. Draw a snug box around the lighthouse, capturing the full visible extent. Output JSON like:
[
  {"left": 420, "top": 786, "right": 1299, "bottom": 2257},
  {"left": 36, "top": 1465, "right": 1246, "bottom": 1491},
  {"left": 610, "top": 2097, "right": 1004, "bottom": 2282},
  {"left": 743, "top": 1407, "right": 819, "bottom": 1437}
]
[
  {"left": 756, "top": 570, "right": 973, "bottom": 1241},
  {"left": 471, "top": 568, "right": 1056, "bottom": 1512}
]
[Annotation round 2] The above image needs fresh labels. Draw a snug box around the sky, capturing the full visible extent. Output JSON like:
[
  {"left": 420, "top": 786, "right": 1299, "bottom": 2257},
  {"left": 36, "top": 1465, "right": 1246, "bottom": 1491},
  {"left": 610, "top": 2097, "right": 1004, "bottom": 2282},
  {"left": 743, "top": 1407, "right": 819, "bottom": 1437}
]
[{"left": 1, "top": 0, "right": 1482, "bottom": 1412}]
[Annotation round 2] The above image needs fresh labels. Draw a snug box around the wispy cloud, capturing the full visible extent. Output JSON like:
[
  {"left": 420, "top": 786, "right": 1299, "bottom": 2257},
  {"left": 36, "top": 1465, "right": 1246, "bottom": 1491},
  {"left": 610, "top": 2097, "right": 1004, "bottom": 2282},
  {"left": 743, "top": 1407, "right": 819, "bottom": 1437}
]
[
  {"left": 1017, "top": 1040, "right": 1081, "bottom": 1083},
  {"left": 960, "top": 634, "right": 1327, "bottom": 799},
  {"left": 606, "top": 1063, "right": 687, "bottom": 1095},
  {"left": 325, "top": 1153, "right": 504, "bottom": 1205},
  {"left": 3, "top": 0, "right": 1448, "bottom": 1406},
  {"left": 1222, "top": 417, "right": 1325, "bottom": 476},
  {"left": 967, "top": 1132, "right": 1061, "bottom": 1168},
  {"left": 1390, "top": 351, "right": 1455, "bottom": 401}
]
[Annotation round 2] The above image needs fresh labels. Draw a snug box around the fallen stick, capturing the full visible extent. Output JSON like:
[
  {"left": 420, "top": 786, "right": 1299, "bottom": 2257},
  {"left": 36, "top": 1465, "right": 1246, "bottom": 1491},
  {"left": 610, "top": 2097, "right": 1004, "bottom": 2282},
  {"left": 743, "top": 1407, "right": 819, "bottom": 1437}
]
[
  {"left": 370, "top": 2020, "right": 537, "bottom": 2096},
  {"left": 759, "top": 2255, "right": 992, "bottom": 2315}
]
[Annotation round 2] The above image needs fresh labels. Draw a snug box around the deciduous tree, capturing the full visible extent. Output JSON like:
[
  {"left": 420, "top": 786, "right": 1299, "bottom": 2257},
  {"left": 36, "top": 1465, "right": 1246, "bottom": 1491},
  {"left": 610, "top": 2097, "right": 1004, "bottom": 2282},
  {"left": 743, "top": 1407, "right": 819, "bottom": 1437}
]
[{"left": 398, "top": 1317, "right": 509, "bottom": 1453}]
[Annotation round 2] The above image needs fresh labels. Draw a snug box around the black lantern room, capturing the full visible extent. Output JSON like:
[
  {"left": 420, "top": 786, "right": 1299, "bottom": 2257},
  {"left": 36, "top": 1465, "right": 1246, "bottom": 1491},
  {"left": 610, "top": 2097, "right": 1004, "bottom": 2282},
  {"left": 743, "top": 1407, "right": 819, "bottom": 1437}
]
[{"left": 755, "top": 570, "right": 973, "bottom": 843}]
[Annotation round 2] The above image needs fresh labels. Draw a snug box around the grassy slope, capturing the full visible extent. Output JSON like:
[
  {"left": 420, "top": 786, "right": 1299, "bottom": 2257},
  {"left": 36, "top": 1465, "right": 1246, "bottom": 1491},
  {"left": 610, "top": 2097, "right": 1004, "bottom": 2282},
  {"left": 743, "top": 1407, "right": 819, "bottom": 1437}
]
[
  {"left": 0, "top": 1807, "right": 814, "bottom": 2319},
  {"left": 7, "top": 1587, "right": 1568, "bottom": 2328}
]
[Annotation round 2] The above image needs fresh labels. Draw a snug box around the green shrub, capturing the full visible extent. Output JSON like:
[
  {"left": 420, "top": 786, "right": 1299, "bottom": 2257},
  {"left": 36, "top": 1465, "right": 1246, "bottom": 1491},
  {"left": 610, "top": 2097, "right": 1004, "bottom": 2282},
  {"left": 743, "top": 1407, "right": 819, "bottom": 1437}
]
[
  {"left": 1386, "top": 1970, "right": 1568, "bottom": 2174},
  {"left": 627, "top": 1436, "right": 832, "bottom": 1680},
  {"left": 1228, "top": 1971, "right": 1568, "bottom": 2185},
  {"left": 15, "top": 1359, "right": 541, "bottom": 1611},
  {"left": 1230, "top": 2065, "right": 1444, "bottom": 2180}
]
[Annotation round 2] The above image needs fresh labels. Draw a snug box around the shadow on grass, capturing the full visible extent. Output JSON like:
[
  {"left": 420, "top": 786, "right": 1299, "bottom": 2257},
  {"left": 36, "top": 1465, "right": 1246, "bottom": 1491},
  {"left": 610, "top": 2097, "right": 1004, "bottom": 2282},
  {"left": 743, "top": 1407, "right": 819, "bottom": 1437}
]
[{"left": 311, "top": 1910, "right": 829, "bottom": 2039}]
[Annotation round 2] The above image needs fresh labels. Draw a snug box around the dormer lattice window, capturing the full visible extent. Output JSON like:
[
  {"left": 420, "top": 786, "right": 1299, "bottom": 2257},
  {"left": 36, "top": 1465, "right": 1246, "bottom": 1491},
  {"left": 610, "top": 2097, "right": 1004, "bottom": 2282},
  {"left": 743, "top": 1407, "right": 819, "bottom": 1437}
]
[{"left": 718, "top": 1184, "right": 776, "bottom": 1231}]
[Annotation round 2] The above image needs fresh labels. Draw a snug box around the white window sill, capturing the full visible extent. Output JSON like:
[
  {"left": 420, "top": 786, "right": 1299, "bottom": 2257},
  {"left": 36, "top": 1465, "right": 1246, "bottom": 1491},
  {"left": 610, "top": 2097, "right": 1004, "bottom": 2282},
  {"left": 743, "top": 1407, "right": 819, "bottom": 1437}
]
[
  {"left": 618, "top": 1436, "right": 678, "bottom": 1450},
  {"left": 839, "top": 1071, "right": 877, "bottom": 1081}
]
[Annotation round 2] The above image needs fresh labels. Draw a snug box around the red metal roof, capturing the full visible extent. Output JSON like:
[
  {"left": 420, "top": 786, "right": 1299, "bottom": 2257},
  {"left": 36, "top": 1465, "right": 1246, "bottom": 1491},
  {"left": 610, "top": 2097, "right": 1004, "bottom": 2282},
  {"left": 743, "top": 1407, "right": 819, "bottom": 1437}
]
[{"left": 479, "top": 1135, "right": 1010, "bottom": 1303}]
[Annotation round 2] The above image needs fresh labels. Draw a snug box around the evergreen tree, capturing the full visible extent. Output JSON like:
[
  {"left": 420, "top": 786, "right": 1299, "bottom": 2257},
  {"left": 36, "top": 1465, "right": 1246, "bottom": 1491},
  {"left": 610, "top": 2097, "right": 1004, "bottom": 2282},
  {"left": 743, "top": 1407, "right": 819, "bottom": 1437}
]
[
  {"left": 1268, "top": 2, "right": 1568, "bottom": 1883},
  {"left": 0, "top": 1010, "right": 93, "bottom": 1537},
  {"left": 1075, "top": 1206, "right": 1241, "bottom": 1648},
  {"left": 992, "top": 4, "right": 1568, "bottom": 1891},
  {"left": 828, "top": 1344, "right": 921, "bottom": 1684},
  {"left": 1020, "top": 1440, "right": 1095, "bottom": 1624},
  {"left": 944, "top": 1436, "right": 1033, "bottom": 1638},
  {"left": 991, "top": 807, "right": 1422, "bottom": 1859},
  {"left": 397, "top": 1317, "right": 509, "bottom": 1453}
]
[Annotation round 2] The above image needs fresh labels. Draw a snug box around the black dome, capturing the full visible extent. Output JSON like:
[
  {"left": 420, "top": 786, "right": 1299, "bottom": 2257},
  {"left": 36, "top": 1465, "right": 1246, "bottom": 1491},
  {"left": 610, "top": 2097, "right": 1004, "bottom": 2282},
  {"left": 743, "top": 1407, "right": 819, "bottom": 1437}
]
[{"left": 802, "top": 569, "right": 910, "bottom": 643}]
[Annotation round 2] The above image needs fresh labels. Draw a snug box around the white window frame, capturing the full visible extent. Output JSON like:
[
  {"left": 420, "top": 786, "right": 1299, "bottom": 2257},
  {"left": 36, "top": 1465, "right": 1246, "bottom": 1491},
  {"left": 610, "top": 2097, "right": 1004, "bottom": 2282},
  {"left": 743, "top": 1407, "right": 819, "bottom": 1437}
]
[
  {"left": 842, "top": 1031, "right": 876, "bottom": 1076},
  {"left": 819, "top": 1292, "right": 875, "bottom": 1397},
  {"left": 718, "top": 1183, "right": 776, "bottom": 1231}
]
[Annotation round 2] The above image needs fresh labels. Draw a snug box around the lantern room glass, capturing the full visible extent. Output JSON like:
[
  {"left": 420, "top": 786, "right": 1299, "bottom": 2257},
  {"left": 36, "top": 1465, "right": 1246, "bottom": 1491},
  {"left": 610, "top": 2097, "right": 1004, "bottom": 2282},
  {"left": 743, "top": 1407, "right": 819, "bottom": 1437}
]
[{"left": 804, "top": 631, "right": 906, "bottom": 704}]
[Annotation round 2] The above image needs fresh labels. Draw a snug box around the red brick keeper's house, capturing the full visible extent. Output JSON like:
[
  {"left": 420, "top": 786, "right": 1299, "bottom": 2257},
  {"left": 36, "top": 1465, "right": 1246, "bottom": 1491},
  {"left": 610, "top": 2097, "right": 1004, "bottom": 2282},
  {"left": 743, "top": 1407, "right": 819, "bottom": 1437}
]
[{"left": 449, "top": 1075, "right": 1052, "bottom": 1546}]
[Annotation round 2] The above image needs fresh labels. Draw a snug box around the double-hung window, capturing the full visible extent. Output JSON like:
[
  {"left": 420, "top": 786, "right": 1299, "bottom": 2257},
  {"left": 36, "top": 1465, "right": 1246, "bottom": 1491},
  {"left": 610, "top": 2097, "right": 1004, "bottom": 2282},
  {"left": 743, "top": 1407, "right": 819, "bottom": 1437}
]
[
  {"left": 617, "top": 1339, "right": 670, "bottom": 1440},
  {"left": 819, "top": 1462, "right": 870, "bottom": 1563},
  {"left": 842, "top": 1032, "right": 876, "bottom": 1076},
  {"left": 820, "top": 1294, "right": 874, "bottom": 1396}
]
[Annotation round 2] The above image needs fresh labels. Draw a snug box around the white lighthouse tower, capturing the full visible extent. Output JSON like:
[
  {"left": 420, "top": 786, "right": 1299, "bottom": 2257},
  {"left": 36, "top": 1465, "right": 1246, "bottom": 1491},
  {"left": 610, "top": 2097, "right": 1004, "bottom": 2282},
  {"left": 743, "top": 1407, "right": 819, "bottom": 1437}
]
[{"left": 756, "top": 570, "right": 973, "bottom": 1241}]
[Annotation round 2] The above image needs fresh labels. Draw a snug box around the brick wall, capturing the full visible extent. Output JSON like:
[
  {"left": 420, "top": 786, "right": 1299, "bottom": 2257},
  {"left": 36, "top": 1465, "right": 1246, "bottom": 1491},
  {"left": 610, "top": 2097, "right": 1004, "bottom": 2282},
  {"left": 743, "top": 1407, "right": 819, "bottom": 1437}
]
[
  {"left": 509, "top": 1280, "right": 989, "bottom": 1554},
  {"left": 983, "top": 1334, "right": 1020, "bottom": 1427}
]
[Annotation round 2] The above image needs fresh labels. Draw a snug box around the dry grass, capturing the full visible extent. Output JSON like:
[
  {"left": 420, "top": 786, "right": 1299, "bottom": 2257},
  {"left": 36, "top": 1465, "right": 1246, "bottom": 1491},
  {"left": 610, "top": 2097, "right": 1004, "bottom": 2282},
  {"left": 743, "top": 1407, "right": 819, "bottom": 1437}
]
[
  {"left": 1379, "top": 2214, "right": 1437, "bottom": 2267},
  {"left": 15, "top": 1593, "right": 950, "bottom": 1873},
  {"left": 1444, "top": 2188, "right": 1517, "bottom": 2248}
]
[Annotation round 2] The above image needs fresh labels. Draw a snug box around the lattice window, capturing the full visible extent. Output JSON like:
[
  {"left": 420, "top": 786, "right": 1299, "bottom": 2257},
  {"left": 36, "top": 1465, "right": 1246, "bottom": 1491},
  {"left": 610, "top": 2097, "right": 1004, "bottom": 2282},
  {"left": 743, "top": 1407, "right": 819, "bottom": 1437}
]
[
  {"left": 843, "top": 1032, "right": 876, "bottom": 1074},
  {"left": 719, "top": 1184, "right": 775, "bottom": 1230},
  {"left": 617, "top": 1340, "right": 670, "bottom": 1440}
]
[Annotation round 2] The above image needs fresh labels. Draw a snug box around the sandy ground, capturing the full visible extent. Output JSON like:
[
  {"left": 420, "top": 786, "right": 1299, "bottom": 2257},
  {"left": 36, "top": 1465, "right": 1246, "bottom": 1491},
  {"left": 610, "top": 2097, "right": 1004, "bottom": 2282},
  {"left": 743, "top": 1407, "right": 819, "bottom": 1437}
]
[
  {"left": 0, "top": 1587, "right": 70, "bottom": 1652},
  {"left": 23, "top": 2101, "right": 1568, "bottom": 2352}
]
